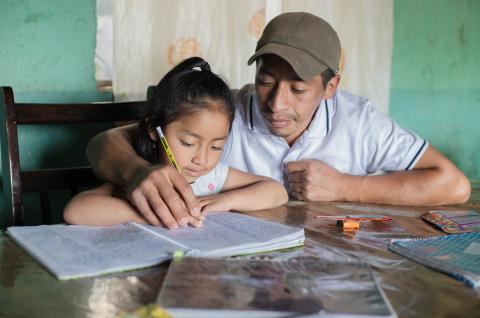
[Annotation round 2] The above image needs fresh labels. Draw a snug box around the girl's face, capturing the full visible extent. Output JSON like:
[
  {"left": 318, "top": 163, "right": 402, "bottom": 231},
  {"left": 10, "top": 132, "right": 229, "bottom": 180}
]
[{"left": 159, "top": 107, "right": 230, "bottom": 183}]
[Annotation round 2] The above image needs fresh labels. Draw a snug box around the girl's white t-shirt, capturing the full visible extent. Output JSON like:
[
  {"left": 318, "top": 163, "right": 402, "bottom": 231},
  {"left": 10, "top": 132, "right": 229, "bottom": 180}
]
[{"left": 190, "top": 161, "right": 229, "bottom": 196}]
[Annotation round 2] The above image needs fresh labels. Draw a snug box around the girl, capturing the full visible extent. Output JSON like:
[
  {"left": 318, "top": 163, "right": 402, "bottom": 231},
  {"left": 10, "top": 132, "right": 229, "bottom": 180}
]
[{"left": 64, "top": 57, "right": 288, "bottom": 228}]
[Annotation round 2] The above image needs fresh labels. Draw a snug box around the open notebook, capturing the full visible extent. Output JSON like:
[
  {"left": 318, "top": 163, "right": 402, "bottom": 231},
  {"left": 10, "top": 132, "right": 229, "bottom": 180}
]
[
  {"left": 7, "top": 212, "right": 304, "bottom": 280},
  {"left": 157, "top": 256, "right": 397, "bottom": 318},
  {"left": 389, "top": 232, "right": 480, "bottom": 288}
]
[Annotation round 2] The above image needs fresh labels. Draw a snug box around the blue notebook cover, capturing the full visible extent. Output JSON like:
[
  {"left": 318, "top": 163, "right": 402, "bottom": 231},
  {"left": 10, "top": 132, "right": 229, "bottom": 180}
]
[{"left": 388, "top": 232, "right": 480, "bottom": 288}]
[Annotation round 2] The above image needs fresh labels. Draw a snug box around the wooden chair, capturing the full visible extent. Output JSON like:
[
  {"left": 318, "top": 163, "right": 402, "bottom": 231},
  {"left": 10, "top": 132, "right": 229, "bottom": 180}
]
[{"left": 0, "top": 86, "right": 149, "bottom": 226}]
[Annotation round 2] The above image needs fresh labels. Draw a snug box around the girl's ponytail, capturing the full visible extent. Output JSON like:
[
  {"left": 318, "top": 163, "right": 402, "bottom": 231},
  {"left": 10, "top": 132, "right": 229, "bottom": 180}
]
[
  {"left": 137, "top": 57, "right": 234, "bottom": 164},
  {"left": 169, "top": 57, "right": 211, "bottom": 74}
]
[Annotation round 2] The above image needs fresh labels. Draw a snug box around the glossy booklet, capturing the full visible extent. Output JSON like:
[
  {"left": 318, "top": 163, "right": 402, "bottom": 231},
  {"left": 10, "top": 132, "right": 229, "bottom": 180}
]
[
  {"left": 157, "top": 256, "right": 397, "bottom": 317},
  {"left": 421, "top": 210, "right": 480, "bottom": 234}
]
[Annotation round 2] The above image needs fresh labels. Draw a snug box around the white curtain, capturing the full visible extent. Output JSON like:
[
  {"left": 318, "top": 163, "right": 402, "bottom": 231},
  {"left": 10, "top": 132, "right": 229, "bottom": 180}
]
[
  {"left": 95, "top": 0, "right": 113, "bottom": 83},
  {"left": 109, "top": 0, "right": 393, "bottom": 113}
]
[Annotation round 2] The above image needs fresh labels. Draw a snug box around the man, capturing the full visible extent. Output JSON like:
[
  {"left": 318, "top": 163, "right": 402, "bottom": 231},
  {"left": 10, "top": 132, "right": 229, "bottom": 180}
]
[{"left": 87, "top": 12, "right": 470, "bottom": 228}]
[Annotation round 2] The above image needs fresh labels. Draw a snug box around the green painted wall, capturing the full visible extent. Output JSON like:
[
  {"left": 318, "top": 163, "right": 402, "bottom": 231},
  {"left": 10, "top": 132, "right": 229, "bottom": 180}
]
[
  {"left": 390, "top": 0, "right": 480, "bottom": 179},
  {"left": 0, "top": 0, "right": 112, "bottom": 227}
]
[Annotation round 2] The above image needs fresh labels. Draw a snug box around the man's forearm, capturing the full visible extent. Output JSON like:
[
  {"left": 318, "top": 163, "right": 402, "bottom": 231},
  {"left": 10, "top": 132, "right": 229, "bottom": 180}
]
[
  {"left": 86, "top": 124, "right": 149, "bottom": 188},
  {"left": 345, "top": 168, "right": 471, "bottom": 206}
]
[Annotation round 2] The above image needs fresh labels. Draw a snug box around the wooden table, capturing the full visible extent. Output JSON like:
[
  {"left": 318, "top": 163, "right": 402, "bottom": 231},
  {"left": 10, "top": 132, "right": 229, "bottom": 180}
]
[{"left": 1, "top": 181, "right": 479, "bottom": 318}]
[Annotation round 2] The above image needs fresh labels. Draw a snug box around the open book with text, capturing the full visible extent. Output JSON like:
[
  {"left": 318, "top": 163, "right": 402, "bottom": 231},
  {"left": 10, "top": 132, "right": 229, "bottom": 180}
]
[{"left": 7, "top": 212, "right": 304, "bottom": 280}]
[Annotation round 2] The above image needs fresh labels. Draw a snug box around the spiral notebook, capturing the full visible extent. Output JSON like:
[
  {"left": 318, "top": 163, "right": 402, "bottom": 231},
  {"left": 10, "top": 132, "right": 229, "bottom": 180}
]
[{"left": 388, "top": 232, "right": 480, "bottom": 288}]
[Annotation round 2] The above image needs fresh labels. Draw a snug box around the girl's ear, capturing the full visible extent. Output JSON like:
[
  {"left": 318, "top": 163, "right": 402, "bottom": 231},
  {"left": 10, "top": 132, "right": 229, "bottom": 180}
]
[
  {"left": 147, "top": 127, "right": 157, "bottom": 142},
  {"left": 145, "top": 117, "right": 158, "bottom": 141}
]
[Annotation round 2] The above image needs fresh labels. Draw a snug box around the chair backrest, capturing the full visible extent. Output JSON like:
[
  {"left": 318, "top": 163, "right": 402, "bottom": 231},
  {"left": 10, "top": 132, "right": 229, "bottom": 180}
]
[{"left": 0, "top": 86, "right": 149, "bottom": 226}]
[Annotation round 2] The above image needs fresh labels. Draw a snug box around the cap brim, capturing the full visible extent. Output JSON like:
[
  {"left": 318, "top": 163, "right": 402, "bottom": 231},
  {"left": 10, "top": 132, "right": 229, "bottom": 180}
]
[{"left": 247, "top": 43, "right": 328, "bottom": 81}]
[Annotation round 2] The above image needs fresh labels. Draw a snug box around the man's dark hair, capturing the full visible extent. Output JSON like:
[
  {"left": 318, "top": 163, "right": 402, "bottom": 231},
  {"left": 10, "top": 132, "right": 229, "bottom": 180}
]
[
  {"left": 320, "top": 68, "right": 335, "bottom": 89},
  {"left": 137, "top": 57, "right": 234, "bottom": 163}
]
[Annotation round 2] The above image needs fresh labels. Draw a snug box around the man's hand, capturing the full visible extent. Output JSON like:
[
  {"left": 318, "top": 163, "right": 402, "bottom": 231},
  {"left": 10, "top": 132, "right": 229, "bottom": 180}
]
[
  {"left": 286, "top": 146, "right": 471, "bottom": 206},
  {"left": 127, "top": 164, "right": 203, "bottom": 229},
  {"left": 286, "top": 160, "right": 350, "bottom": 202}
]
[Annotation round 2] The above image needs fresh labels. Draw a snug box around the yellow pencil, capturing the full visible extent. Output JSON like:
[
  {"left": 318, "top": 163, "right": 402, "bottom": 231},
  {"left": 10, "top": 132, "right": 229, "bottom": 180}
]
[{"left": 156, "top": 126, "right": 181, "bottom": 173}]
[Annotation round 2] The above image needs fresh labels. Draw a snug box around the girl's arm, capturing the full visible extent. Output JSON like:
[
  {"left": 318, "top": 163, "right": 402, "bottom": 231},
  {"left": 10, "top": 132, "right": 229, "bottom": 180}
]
[
  {"left": 63, "top": 183, "right": 148, "bottom": 226},
  {"left": 198, "top": 168, "right": 288, "bottom": 213}
]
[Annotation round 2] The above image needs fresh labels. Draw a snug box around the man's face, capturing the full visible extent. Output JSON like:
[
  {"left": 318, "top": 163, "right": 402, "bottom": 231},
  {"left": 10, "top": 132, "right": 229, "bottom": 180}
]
[{"left": 255, "top": 55, "right": 325, "bottom": 146}]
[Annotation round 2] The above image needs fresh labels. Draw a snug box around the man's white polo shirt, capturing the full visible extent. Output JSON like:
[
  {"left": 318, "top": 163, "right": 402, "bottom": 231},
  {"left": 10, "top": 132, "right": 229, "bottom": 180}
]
[{"left": 223, "top": 84, "right": 428, "bottom": 190}]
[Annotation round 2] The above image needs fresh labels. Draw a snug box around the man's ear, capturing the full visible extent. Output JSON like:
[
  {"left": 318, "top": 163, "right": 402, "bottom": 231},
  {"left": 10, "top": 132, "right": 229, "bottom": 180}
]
[{"left": 324, "top": 75, "right": 341, "bottom": 100}]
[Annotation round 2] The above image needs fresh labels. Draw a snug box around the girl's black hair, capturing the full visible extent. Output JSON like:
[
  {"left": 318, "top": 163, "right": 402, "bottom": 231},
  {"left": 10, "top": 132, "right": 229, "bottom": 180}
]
[{"left": 137, "top": 57, "right": 235, "bottom": 163}]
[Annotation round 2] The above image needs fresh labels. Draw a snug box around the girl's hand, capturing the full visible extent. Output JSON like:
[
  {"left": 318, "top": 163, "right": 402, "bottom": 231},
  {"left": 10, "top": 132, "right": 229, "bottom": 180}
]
[{"left": 198, "top": 193, "right": 233, "bottom": 216}]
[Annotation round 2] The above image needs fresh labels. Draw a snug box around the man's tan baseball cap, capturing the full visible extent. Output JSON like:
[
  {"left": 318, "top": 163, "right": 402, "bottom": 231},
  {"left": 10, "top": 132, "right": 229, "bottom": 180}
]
[{"left": 247, "top": 12, "right": 341, "bottom": 80}]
